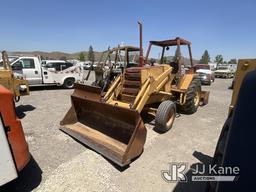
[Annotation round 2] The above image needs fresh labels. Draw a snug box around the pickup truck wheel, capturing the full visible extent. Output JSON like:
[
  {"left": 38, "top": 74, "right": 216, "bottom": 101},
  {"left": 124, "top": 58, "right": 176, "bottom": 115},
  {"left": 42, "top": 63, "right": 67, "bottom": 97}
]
[
  {"left": 63, "top": 78, "right": 75, "bottom": 89},
  {"left": 155, "top": 101, "right": 176, "bottom": 132}
]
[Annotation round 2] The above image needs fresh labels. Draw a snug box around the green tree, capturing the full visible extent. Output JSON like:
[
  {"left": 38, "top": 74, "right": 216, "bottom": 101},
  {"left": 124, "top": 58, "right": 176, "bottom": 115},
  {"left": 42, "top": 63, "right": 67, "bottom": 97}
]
[
  {"left": 199, "top": 50, "right": 210, "bottom": 64},
  {"left": 214, "top": 54, "right": 224, "bottom": 65},
  {"left": 88, "top": 45, "right": 95, "bottom": 62},
  {"left": 78, "top": 52, "right": 85, "bottom": 61},
  {"left": 228, "top": 59, "right": 237, "bottom": 64}
]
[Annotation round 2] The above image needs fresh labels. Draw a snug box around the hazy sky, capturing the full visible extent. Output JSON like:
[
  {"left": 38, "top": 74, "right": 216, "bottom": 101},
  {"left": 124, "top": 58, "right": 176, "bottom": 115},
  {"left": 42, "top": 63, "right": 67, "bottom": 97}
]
[{"left": 1, "top": 0, "right": 255, "bottom": 61}]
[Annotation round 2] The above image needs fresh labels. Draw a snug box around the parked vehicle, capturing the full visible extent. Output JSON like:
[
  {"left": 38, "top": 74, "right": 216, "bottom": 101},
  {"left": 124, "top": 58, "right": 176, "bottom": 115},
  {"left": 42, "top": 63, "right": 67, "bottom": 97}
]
[
  {"left": 10, "top": 56, "right": 84, "bottom": 89},
  {"left": 215, "top": 64, "right": 236, "bottom": 78},
  {"left": 0, "top": 56, "right": 19, "bottom": 68},
  {"left": 194, "top": 64, "right": 215, "bottom": 85},
  {"left": 0, "top": 51, "right": 29, "bottom": 102},
  {"left": 0, "top": 85, "right": 30, "bottom": 186},
  {"left": 83, "top": 61, "right": 97, "bottom": 70}
]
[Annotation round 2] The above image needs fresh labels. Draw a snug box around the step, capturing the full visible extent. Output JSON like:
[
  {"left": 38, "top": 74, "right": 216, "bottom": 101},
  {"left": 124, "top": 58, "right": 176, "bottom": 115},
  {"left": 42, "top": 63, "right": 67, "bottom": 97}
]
[
  {"left": 123, "top": 80, "right": 141, "bottom": 88},
  {"left": 125, "top": 68, "right": 142, "bottom": 73},
  {"left": 120, "top": 94, "right": 136, "bottom": 103},
  {"left": 124, "top": 72, "right": 141, "bottom": 81},
  {"left": 122, "top": 88, "right": 140, "bottom": 96}
]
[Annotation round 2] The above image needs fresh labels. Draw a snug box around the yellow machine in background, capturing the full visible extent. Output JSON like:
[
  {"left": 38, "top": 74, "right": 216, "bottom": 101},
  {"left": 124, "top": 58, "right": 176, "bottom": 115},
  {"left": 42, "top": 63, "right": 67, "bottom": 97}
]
[
  {"left": 89, "top": 46, "right": 141, "bottom": 90},
  {"left": 207, "top": 59, "right": 256, "bottom": 192},
  {"left": 0, "top": 51, "right": 29, "bottom": 101},
  {"left": 229, "top": 59, "right": 256, "bottom": 113}
]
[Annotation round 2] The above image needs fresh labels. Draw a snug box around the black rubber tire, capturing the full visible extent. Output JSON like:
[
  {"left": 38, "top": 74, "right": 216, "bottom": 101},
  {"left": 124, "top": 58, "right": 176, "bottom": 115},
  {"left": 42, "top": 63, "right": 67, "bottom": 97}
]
[
  {"left": 63, "top": 78, "right": 75, "bottom": 89},
  {"left": 155, "top": 100, "right": 176, "bottom": 132},
  {"left": 14, "top": 96, "right": 20, "bottom": 102},
  {"left": 178, "top": 78, "right": 201, "bottom": 114},
  {"left": 206, "top": 116, "right": 231, "bottom": 192}
]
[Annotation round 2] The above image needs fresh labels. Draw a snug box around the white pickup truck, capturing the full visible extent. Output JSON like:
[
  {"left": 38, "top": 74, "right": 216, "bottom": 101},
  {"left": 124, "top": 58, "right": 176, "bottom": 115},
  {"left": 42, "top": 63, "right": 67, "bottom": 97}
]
[
  {"left": 10, "top": 56, "right": 84, "bottom": 88},
  {"left": 215, "top": 64, "right": 236, "bottom": 78}
]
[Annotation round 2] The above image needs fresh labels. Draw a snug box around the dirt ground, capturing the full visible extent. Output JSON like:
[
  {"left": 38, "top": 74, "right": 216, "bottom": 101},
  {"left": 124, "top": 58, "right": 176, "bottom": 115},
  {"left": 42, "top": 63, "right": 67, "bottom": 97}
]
[{"left": 2, "top": 73, "right": 233, "bottom": 192}]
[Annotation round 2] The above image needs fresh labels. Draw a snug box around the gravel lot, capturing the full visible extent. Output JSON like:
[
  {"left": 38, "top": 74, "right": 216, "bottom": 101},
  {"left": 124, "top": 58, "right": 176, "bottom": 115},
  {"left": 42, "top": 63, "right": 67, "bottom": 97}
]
[{"left": 2, "top": 73, "right": 233, "bottom": 192}]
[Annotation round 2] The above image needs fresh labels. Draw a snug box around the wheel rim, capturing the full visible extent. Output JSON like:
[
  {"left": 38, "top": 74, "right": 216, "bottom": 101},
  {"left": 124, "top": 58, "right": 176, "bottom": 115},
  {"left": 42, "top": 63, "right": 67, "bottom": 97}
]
[
  {"left": 166, "top": 108, "right": 175, "bottom": 128},
  {"left": 67, "top": 80, "right": 74, "bottom": 87},
  {"left": 194, "top": 91, "right": 200, "bottom": 107}
]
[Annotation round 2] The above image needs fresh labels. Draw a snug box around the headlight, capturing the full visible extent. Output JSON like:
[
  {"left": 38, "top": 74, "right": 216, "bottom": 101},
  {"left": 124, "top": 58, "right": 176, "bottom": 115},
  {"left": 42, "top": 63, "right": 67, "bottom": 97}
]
[
  {"left": 19, "top": 85, "right": 27, "bottom": 91},
  {"left": 202, "top": 75, "right": 207, "bottom": 79}
]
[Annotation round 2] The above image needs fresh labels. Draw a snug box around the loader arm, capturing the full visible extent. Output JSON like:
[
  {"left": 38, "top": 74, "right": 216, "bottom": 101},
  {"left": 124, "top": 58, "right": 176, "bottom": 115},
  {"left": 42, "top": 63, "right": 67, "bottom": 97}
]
[
  {"left": 132, "top": 66, "right": 172, "bottom": 112},
  {"left": 103, "top": 75, "right": 122, "bottom": 101}
]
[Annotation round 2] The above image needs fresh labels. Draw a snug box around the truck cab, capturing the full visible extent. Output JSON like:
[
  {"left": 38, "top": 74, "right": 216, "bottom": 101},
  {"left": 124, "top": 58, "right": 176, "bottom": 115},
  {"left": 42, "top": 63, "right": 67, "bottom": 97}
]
[
  {"left": 215, "top": 64, "right": 236, "bottom": 78},
  {"left": 11, "top": 56, "right": 42, "bottom": 85},
  {"left": 193, "top": 64, "right": 215, "bottom": 85}
]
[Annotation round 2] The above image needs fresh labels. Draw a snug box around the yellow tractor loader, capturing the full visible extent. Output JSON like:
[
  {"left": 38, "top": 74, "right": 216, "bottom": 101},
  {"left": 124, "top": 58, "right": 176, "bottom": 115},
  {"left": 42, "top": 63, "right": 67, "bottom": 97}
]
[
  {"left": 86, "top": 22, "right": 143, "bottom": 92},
  {"left": 89, "top": 46, "right": 141, "bottom": 91},
  {"left": 0, "top": 51, "right": 29, "bottom": 101},
  {"left": 61, "top": 25, "right": 209, "bottom": 166}
]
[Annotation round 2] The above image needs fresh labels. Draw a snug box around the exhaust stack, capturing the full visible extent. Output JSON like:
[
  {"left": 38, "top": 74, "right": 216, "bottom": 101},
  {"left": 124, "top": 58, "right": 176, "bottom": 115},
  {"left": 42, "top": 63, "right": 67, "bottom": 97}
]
[{"left": 138, "top": 21, "right": 143, "bottom": 66}]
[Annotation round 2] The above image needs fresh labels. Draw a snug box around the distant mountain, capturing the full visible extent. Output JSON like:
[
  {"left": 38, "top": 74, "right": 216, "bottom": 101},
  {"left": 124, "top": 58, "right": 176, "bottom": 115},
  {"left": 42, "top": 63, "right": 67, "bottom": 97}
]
[
  {"left": 9, "top": 51, "right": 103, "bottom": 61},
  {"left": 8, "top": 51, "right": 199, "bottom": 65}
]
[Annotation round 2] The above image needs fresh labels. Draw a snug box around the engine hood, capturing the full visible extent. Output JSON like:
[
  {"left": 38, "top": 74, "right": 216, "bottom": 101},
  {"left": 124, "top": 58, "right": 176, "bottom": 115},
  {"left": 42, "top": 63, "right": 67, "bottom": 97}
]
[{"left": 215, "top": 69, "right": 231, "bottom": 73}]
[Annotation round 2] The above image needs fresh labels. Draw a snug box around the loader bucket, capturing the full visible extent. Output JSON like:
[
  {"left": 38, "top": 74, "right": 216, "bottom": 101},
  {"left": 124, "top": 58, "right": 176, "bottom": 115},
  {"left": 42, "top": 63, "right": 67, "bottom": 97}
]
[
  {"left": 60, "top": 95, "right": 147, "bottom": 167},
  {"left": 72, "top": 83, "right": 102, "bottom": 101}
]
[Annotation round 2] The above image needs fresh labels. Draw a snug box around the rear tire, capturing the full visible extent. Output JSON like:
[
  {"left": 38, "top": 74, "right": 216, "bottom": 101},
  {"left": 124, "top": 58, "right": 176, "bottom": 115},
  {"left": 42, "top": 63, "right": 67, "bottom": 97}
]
[
  {"left": 155, "top": 101, "right": 176, "bottom": 132},
  {"left": 63, "top": 78, "right": 75, "bottom": 89},
  {"left": 178, "top": 78, "right": 201, "bottom": 114}
]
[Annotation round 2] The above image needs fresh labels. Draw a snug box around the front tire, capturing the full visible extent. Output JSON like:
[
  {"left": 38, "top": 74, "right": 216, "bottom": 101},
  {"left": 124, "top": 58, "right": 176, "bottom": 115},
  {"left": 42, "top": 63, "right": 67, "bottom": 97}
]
[
  {"left": 63, "top": 78, "right": 75, "bottom": 89},
  {"left": 155, "top": 101, "right": 176, "bottom": 132}
]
